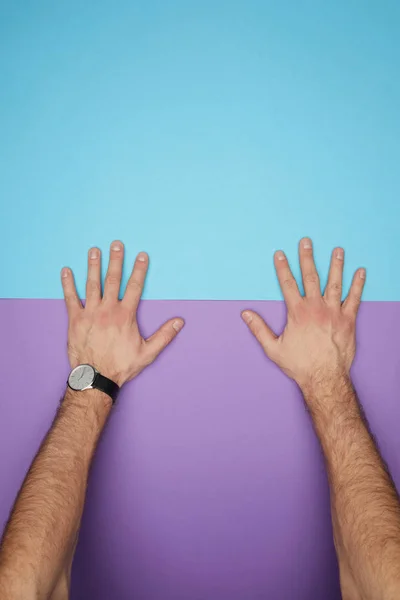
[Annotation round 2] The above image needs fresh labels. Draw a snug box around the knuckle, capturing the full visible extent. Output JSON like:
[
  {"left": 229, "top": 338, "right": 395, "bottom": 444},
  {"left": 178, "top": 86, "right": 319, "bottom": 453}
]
[
  {"left": 105, "top": 274, "right": 120, "bottom": 287},
  {"left": 96, "top": 308, "right": 111, "bottom": 326},
  {"left": 283, "top": 276, "right": 297, "bottom": 290},
  {"left": 126, "top": 278, "right": 142, "bottom": 294},
  {"left": 328, "top": 282, "right": 342, "bottom": 296},
  {"left": 291, "top": 299, "right": 304, "bottom": 314},
  {"left": 251, "top": 322, "right": 262, "bottom": 337},
  {"left": 304, "top": 273, "right": 318, "bottom": 285},
  {"left": 65, "top": 292, "right": 75, "bottom": 303},
  {"left": 343, "top": 316, "right": 354, "bottom": 331},
  {"left": 118, "top": 305, "right": 132, "bottom": 323},
  {"left": 69, "top": 317, "right": 79, "bottom": 331},
  {"left": 86, "top": 280, "right": 101, "bottom": 295},
  {"left": 161, "top": 330, "right": 173, "bottom": 346}
]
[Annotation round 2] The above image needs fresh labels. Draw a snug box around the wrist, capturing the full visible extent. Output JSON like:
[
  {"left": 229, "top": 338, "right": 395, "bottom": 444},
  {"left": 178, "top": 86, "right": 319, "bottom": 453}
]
[
  {"left": 297, "top": 359, "right": 351, "bottom": 396},
  {"left": 299, "top": 369, "right": 359, "bottom": 419},
  {"left": 63, "top": 387, "right": 113, "bottom": 422}
]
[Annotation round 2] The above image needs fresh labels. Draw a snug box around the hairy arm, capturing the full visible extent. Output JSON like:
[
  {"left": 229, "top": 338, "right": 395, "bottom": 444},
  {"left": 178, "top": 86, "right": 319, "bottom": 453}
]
[
  {"left": 243, "top": 238, "right": 400, "bottom": 600},
  {"left": 0, "top": 241, "right": 184, "bottom": 600},
  {"left": 0, "top": 390, "right": 111, "bottom": 600},
  {"left": 304, "top": 375, "right": 400, "bottom": 600}
]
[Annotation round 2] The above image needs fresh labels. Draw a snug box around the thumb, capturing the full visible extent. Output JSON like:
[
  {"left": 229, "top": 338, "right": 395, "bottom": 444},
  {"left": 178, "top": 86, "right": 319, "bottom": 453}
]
[
  {"left": 144, "top": 318, "right": 185, "bottom": 364},
  {"left": 241, "top": 310, "right": 277, "bottom": 358}
]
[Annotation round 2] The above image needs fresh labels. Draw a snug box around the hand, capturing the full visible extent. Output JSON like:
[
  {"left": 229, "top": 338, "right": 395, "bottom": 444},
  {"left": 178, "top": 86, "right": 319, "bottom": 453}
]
[
  {"left": 61, "top": 241, "right": 184, "bottom": 387},
  {"left": 242, "top": 238, "right": 366, "bottom": 390}
]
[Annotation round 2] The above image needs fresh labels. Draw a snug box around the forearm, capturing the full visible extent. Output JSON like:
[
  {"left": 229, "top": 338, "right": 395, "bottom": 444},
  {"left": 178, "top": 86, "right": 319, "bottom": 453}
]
[
  {"left": 303, "top": 374, "right": 400, "bottom": 600},
  {"left": 0, "top": 388, "right": 111, "bottom": 600}
]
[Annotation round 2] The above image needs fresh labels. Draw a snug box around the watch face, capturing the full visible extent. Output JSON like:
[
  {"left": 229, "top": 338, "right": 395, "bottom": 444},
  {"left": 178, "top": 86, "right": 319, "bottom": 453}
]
[{"left": 68, "top": 364, "right": 96, "bottom": 391}]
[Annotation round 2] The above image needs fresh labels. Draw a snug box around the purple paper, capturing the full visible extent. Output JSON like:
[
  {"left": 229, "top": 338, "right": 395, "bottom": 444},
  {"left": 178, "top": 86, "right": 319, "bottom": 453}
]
[{"left": 1, "top": 299, "right": 400, "bottom": 600}]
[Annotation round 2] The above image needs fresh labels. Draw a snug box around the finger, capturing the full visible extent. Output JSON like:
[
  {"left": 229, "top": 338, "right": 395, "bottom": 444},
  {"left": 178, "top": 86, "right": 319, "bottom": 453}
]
[
  {"left": 85, "top": 247, "right": 101, "bottom": 309},
  {"left": 144, "top": 318, "right": 185, "bottom": 364},
  {"left": 274, "top": 250, "right": 302, "bottom": 310},
  {"left": 61, "top": 268, "right": 82, "bottom": 316},
  {"left": 241, "top": 310, "right": 277, "bottom": 358},
  {"left": 103, "top": 241, "right": 124, "bottom": 303},
  {"left": 342, "top": 268, "right": 366, "bottom": 318},
  {"left": 299, "top": 237, "right": 321, "bottom": 297},
  {"left": 122, "top": 252, "right": 148, "bottom": 313},
  {"left": 324, "top": 247, "right": 344, "bottom": 306}
]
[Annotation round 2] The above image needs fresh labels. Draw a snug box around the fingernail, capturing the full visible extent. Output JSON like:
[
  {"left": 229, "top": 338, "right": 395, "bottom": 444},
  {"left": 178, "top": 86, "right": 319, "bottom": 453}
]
[
  {"left": 112, "top": 242, "right": 122, "bottom": 251},
  {"left": 61, "top": 268, "right": 69, "bottom": 278},
  {"left": 137, "top": 252, "right": 147, "bottom": 262},
  {"left": 242, "top": 311, "right": 253, "bottom": 324},
  {"left": 275, "top": 250, "right": 286, "bottom": 261},
  {"left": 336, "top": 248, "right": 344, "bottom": 260},
  {"left": 303, "top": 238, "right": 312, "bottom": 249},
  {"left": 89, "top": 248, "right": 99, "bottom": 259},
  {"left": 173, "top": 319, "right": 184, "bottom": 332},
  {"left": 359, "top": 268, "right": 366, "bottom": 280}
]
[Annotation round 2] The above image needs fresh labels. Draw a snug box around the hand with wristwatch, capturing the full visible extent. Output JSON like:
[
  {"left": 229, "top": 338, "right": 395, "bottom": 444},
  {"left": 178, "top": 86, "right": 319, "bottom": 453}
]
[{"left": 64, "top": 241, "right": 185, "bottom": 406}]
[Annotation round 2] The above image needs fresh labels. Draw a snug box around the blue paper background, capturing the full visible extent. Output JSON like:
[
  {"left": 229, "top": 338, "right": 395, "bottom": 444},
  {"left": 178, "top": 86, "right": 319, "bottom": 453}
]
[{"left": 1, "top": 0, "right": 399, "bottom": 300}]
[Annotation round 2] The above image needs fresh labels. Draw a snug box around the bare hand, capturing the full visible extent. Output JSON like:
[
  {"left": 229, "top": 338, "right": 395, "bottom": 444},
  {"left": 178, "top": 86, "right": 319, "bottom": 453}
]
[
  {"left": 61, "top": 241, "right": 184, "bottom": 386},
  {"left": 242, "top": 238, "right": 365, "bottom": 390}
]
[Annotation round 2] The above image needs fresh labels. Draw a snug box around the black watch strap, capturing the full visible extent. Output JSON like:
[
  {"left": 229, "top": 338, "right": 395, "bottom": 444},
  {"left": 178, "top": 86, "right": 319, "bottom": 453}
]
[{"left": 93, "top": 372, "right": 120, "bottom": 403}]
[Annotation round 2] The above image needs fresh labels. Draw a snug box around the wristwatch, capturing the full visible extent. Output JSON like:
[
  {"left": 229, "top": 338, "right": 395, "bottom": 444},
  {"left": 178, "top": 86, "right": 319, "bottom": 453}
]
[{"left": 67, "top": 364, "right": 119, "bottom": 404}]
